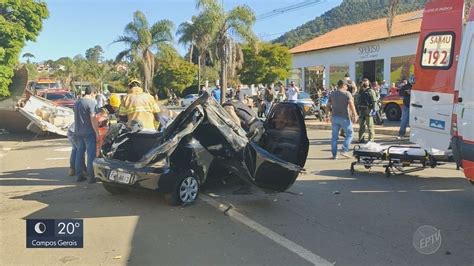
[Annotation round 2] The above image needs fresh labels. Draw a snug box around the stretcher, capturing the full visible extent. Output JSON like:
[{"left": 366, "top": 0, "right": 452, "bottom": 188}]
[{"left": 350, "top": 144, "right": 440, "bottom": 177}]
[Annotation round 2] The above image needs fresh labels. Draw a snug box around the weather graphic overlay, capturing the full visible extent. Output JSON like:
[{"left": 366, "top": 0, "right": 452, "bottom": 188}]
[{"left": 26, "top": 219, "right": 83, "bottom": 248}]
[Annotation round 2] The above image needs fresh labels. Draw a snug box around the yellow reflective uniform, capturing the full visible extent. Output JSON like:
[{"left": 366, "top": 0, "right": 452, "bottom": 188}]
[{"left": 119, "top": 87, "right": 160, "bottom": 130}]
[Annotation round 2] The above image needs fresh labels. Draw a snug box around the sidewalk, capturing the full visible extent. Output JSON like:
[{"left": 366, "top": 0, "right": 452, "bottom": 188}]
[{"left": 305, "top": 119, "right": 409, "bottom": 136}]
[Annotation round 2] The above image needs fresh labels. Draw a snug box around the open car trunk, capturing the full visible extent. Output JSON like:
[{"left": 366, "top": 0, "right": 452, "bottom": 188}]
[{"left": 100, "top": 93, "right": 309, "bottom": 193}]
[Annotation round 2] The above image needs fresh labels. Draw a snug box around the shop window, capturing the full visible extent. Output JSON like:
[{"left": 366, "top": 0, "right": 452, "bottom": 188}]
[
  {"left": 329, "top": 65, "right": 349, "bottom": 87},
  {"left": 355, "top": 59, "right": 384, "bottom": 83},
  {"left": 391, "top": 55, "right": 416, "bottom": 84},
  {"left": 304, "top": 66, "right": 324, "bottom": 94},
  {"left": 288, "top": 68, "right": 303, "bottom": 88}
]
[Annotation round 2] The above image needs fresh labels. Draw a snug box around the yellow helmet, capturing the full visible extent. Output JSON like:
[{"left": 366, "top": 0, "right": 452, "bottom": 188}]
[
  {"left": 128, "top": 78, "right": 142, "bottom": 87},
  {"left": 109, "top": 94, "right": 121, "bottom": 108}
]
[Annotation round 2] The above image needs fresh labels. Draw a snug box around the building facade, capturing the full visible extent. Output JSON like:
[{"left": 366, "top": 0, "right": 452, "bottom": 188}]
[{"left": 289, "top": 11, "right": 422, "bottom": 92}]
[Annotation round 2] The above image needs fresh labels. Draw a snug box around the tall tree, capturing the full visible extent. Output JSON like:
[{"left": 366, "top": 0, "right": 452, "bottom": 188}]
[
  {"left": 113, "top": 11, "right": 174, "bottom": 93},
  {"left": 85, "top": 45, "right": 104, "bottom": 62},
  {"left": 154, "top": 46, "right": 197, "bottom": 98},
  {"left": 195, "top": 0, "right": 256, "bottom": 103},
  {"left": 177, "top": 15, "right": 214, "bottom": 90},
  {"left": 22, "top": 52, "right": 35, "bottom": 63},
  {"left": 240, "top": 42, "right": 292, "bottom": 86},
  {"left": 0, "top": 0, "right": 48, "bottom": 97}
]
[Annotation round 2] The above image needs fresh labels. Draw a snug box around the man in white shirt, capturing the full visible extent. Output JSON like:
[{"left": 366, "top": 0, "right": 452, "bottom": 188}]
[
  {"left": 287, "top": 81, "right": 299, "bottom": 102},
  {"left": 379, "top": 80, "right": 389, "bottom": 99}
]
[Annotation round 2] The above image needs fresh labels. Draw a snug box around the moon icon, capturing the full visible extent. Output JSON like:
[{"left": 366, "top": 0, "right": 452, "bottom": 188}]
[{"left": 34, "top": 222, "right": 46, "bottom": 234}]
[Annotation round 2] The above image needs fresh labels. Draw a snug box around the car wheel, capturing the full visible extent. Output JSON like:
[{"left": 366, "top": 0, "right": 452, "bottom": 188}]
[
  {"left": 102, "top": 182, "right": 129, "bottom": 194},
  {"left": 165, "top": 175, "right": 199, "bottom": 206},
  {"left": 385, "top": 104, "right": 401, "bottom": 121}
]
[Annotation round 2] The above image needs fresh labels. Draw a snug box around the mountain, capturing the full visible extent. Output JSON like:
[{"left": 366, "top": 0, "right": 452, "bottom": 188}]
[{"left": 273, "top": 0, "right": 427, "bottom": 48}]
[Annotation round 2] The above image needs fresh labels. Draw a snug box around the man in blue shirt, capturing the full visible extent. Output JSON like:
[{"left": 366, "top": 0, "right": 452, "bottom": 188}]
[
  {"left": 211, "top": 85, "right": 221, "bottom": 103},
  {"left": 73, "top": 86, "right": 99, "bottom": 183}
]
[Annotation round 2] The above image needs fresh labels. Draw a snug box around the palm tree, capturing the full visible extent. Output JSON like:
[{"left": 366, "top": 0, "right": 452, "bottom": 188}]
[
  {"left": 22, "top": 53, "right": 35, "bottom": 64},
  {"left": 113, "top": 11, "right": 174, "bottom": 93},
  {"left": 195, "top": 0, "right": 256, "bottom": 103},
  {"left": 177, "top": 15, "right": 215, "bottom": 91},
  {"left": 177, "top": 18, "right": 198, "bottom": 63}
]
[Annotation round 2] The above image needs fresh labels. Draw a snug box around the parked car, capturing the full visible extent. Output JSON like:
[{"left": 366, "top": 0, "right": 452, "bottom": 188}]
[
  {"left": 382, "top": 94, "right": 403, "bottom": 121},
  {"left": 295, "top": 92, "right": 319, "bottom": 119},
  {"left": 181, "top": 94, "right": 199, "bottom": 107},
  {"left": 42, "top": 90, "right": 76, "bottom": 109},
  {"left": 93, "top": 93, "right": 309, "bottom": 205}
]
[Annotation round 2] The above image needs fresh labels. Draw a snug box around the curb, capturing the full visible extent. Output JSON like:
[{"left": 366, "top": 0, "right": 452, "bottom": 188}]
[{"left": 305, "top": 123, "right": 407, "bottom": 137}]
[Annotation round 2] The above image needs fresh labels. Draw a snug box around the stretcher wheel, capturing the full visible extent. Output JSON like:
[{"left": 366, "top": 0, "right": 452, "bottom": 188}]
[
  {"left": 385, "top": 167, "right": 391, "bottom": 178},
  {"left": 350, "top": 163, "right": 355, "bottom": 175}
]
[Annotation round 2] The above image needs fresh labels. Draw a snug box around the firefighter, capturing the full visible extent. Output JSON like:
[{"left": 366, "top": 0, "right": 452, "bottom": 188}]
[{"left": 119, "top": 79, "right": 160, "bottom": 130}]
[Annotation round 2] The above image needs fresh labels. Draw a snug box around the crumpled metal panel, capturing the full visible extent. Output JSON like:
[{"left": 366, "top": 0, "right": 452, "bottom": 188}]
[{"left": 101, "top": 92, "right": 305, "bottom": 192}]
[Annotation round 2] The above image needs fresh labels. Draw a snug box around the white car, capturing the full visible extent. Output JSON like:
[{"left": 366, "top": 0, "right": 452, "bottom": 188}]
[{"left": 181, "top": 94, "right": 199, "bottom": 107}]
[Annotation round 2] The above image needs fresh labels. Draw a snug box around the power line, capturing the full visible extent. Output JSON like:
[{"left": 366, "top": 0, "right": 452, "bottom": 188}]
[{"left": 256, "top": 0, "right": 325, "bottom": 21}]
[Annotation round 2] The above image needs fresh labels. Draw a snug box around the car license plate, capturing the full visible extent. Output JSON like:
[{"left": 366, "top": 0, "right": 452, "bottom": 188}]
[{"left": 109, "top": 170, "right": 132, "bottom": 184}]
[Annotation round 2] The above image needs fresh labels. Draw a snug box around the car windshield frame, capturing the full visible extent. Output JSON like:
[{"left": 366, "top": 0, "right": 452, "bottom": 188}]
[{"left": 46, "top": 92, "right": 74, "bottom": 101}]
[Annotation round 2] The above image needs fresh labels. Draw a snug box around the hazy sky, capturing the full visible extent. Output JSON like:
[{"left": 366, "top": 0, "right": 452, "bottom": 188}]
[{"left": 22, "top": 0, "right": 343, "bottom": 62}]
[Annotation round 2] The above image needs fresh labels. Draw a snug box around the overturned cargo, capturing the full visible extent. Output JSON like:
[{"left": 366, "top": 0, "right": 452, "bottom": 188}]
[{"left": 94, "top": 93, "right": 309, "bottom": 205}]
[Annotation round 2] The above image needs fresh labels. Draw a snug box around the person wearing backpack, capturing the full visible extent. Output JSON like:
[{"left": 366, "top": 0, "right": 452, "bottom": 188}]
[
  {"left": 357, "top": 78, "right": 377, "bottom": 143},
  {"left": 263, "top": 85, "right": 275, "bottom": 117}
]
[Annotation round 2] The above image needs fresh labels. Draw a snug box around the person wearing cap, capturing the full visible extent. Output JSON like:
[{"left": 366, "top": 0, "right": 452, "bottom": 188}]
[
  {"left": 119, "top": 79, "right": 160, "bottom": 130},
  {"left": 357, "top": 78, "right": 377, "bottom": 143},
  {"left": 101, "top": 94, "right": 121, "bottom": 115},
  {"left": 327, "top": 80, "right": 358, "bottom": 159}
]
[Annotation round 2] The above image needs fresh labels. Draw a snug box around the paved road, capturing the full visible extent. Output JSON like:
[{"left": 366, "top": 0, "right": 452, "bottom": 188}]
[{"left": 1, "top": 130, "right": 473, "bottom": 265}]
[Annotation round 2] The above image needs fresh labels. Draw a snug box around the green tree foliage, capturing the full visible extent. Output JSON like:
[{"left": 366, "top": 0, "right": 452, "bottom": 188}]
[
  {"left": 22, "top": 52, "right": 35, "bottom": 63},
  {"left": 240, "top": 43, "right": 291, "bottom": 85},
  {"left": 113, "top": 11, "right": 174, "bottom": 94},
  {"left": 154, "top": 46, "right": 197, "bottom": 98},
  {"left": 274, "top": 0, "right": 427, "bottom": 48},
  {"left": 195, "top": 0, "right": 256, "bottom": 103},
  {"left": 0, "top": 0, "right": 48, "bottom": 97},
  {"left": 85, "top": 45, "right": 104, "bottom": 62}
]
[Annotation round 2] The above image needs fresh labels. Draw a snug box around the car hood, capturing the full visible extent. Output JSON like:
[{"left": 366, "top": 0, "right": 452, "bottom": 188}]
[{"left": 101, "top": 93, "right": 307, "bottom": 192}]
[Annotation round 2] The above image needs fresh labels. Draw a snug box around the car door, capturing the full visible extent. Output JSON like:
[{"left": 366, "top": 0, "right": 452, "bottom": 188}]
[
  {"left": 261, "top": 102, "right": 309, "bottom": 166},
  {"left": 247, "top": 102, "right": 309, "bottom": 191}
]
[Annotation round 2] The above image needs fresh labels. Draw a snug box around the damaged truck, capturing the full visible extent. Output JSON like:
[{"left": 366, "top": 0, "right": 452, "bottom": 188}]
[{"left": 93, "top": 93, "right": 309, "bottom": 205}]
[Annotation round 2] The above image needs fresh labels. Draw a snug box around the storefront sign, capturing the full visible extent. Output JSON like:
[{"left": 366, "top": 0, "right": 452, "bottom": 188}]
[{"left": 358, "top": 44, "right": 380, "bottom": 59}]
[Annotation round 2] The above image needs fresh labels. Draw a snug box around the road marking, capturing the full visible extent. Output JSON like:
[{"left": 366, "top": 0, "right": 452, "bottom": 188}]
[
  {"left": 54, "top": 147, "right": 72, "bottom": 152},
  {"left": 45, "top": 157, "right": 68, "bottom": 160},
  {"left": 201, "top": 194, "right": 333, "bottom": 266},
  {"left": 420, "top": 189, "right": 465, "bottom": 192}
]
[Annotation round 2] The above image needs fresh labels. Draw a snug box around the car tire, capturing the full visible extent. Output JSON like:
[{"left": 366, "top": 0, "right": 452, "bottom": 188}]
[
  {"left": 385, "top": 104, "right": 401, "bottom": 121},
  {"left": 102, "top": 182, "right": 129, "bottom": 194},
  {"left": 165, "top": 175, "right": 199, "bottom": 206}
]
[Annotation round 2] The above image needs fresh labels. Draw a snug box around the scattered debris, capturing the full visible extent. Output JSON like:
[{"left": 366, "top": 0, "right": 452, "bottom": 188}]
[
  {"left": 333, "top": 190, "right": 341, "bottom": 195},
  {"left": 113, "top": 255, "right": 122, "bottom": 260}
]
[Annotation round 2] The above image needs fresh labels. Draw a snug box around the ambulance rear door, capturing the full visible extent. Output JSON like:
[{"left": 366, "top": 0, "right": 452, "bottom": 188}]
[{"left": 410, "top": 0, "right": 464, "bottom": 152}]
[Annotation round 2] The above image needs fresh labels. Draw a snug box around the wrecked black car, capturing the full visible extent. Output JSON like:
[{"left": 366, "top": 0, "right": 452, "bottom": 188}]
[{"left": 93, "top": 93, "right": 309, "bottom": 205}]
